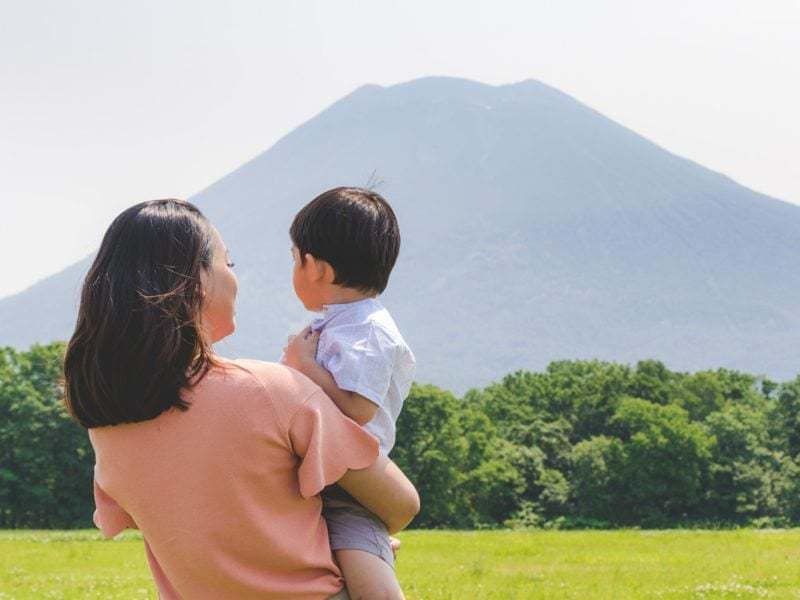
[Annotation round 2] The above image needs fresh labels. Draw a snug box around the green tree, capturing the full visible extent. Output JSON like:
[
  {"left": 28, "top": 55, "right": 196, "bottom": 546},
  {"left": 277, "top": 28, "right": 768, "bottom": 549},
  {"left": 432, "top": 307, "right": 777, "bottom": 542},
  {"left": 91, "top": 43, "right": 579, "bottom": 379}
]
[
  {"left": 776, "top": 377, "right": 800, "bottom": 458},
  {"left": 0, "top": 343, "right": 93, "bottom": 528},
  {"left": 629, "top": 360, "right": 676, "bottom": 406},
  {"left": 677, "top": 371, "right": 727, "bottom": 421},
  {"left": 609, "top": 397, "right": 713, "bottom": 525},
  {"left": 392, "top": 383, "right": 470, "bottom": 528},
  {"left": 569, "top": 435, "right": 625, "bottom": 520},
  {"left": 464, "top": 372, "right": 572, "bottom": 521},
  {"left": 545, "top": 360, "right": 632, "bottom": 442},
  {"left": 706, "top": 401, "right": 798, "bottom": 522}
]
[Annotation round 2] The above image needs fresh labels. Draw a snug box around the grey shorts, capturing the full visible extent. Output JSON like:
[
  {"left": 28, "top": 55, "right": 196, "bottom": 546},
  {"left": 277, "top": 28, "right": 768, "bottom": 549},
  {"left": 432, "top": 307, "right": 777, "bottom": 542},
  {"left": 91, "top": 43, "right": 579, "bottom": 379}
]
[{"left": 323, "top": 491, "right": 394, "bottom": 567}]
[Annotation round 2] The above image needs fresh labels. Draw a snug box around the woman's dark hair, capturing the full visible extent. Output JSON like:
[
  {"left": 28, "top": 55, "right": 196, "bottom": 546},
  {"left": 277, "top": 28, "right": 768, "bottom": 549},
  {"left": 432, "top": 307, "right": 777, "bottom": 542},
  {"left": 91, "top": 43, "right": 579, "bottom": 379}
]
[
  {"left": 63, "top": 199, "right": 217, "bottom": 428},
  {"left": 290, "top": 187, "right": 401, "bottom": 294}
]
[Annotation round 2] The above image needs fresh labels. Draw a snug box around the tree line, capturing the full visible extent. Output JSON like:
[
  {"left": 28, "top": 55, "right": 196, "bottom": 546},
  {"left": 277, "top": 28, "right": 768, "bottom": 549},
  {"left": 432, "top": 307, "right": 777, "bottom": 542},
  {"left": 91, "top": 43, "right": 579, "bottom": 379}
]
[{"left": 2, "top": 342, "right": 800, "bottom": 529}]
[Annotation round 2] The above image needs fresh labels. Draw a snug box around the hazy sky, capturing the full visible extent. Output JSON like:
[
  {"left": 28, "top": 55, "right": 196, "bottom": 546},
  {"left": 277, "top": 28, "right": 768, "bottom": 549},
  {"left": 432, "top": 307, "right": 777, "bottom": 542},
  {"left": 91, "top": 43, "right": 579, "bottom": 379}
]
[{"left": 1, "top": 0, "right": 798, "bottom": 299}]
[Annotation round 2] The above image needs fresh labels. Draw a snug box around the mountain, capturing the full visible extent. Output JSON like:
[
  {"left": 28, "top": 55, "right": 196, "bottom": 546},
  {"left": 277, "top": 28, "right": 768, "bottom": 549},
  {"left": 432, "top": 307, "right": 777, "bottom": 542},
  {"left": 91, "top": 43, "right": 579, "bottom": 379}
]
[{"left": 2, "top": 77, "right": 799, "bottom": 393}]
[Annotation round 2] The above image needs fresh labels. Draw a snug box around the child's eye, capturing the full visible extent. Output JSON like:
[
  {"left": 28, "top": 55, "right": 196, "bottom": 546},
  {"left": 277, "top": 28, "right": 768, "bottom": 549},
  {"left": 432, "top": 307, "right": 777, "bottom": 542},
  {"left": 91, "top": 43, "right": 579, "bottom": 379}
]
[{"left": 227, "top": 261, "right": 235, "bottom": 268}]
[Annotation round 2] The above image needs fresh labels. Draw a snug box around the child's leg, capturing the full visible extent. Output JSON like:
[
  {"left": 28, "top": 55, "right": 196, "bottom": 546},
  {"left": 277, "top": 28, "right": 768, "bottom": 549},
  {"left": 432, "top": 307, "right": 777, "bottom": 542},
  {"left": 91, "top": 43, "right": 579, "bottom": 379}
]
[{"left": 335, "top": 549, "right": 404, "bottom": 600}]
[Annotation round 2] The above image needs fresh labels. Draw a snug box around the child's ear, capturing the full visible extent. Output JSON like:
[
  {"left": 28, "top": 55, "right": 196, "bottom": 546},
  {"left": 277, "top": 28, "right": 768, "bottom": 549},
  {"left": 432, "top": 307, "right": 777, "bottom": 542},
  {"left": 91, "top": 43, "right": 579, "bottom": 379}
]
[
  {"left": 320, "top": 261, "right": 336, "bottom": 285},
  {"left": 304, "top": 254, "right": 332, "bottom": 283}
]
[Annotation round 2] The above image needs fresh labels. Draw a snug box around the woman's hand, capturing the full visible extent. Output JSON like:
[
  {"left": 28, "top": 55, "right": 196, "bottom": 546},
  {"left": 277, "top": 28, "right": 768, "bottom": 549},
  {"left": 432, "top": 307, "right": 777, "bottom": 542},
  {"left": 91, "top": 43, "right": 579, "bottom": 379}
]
[{"left": 283, "top": 326, "right": 320, "bottom": 372}]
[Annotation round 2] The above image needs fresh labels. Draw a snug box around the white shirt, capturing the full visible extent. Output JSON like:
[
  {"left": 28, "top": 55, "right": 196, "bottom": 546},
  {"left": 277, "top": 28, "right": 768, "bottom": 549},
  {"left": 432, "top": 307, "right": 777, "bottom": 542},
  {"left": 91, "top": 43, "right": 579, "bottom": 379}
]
[{"left": 310, "top": 297, "right": 415, "bottom": 455}]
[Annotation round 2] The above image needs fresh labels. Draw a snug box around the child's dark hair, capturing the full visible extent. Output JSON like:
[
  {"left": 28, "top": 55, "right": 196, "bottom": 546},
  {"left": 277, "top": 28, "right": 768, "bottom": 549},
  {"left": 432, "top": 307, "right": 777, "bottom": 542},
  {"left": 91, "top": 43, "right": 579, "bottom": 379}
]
[{"left": 290, "top": 187, "right": 400, "bottom": 294}]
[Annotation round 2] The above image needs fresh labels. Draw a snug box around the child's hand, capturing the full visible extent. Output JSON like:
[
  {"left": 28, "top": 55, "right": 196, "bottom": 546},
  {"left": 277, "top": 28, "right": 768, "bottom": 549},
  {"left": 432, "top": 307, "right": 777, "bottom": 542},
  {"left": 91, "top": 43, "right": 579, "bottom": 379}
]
[
  {"left": 282, "top": 326, "right": 320, "bottom": 373},
  {"left": 389, "top": 536, "right": 401, "bottom": 559}
]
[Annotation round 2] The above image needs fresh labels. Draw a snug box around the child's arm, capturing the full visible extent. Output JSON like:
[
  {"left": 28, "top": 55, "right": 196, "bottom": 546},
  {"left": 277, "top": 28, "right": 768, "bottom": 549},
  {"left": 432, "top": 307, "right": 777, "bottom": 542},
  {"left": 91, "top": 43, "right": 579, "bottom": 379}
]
[
  {"left": 298, "top": 359, "right": 379, "bottom": 426},
  {"left": 283, "top": 326, "right": 378, "bottom": 426}
]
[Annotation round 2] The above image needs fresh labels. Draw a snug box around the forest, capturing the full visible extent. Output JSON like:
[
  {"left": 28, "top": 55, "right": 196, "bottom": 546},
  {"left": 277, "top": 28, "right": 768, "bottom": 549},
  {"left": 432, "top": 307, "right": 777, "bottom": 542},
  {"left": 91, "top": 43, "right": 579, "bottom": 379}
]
[{"left": 2, "top": 342, "right": 800, "bottom": 530}]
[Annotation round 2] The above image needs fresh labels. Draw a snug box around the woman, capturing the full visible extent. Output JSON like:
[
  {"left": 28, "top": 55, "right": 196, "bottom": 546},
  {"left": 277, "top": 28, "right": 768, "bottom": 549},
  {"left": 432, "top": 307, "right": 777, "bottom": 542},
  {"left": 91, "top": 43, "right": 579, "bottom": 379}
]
[{"left": 63, "top": 199, "right": 419, "bottom": 599}]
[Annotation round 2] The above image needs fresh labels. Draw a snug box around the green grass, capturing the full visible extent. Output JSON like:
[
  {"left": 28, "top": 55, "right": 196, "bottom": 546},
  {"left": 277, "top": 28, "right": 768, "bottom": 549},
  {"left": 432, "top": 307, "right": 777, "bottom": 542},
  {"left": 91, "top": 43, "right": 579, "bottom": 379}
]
[{"left": 2, "top": 529, "right": 800, "bottom": 598}]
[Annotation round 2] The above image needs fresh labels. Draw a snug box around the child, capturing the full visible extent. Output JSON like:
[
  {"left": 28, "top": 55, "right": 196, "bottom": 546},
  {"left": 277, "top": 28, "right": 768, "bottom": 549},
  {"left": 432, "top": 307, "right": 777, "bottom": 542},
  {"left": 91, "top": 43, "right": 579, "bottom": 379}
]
[{"left": 282, "top": 186, "right": 416, "bottom": 600}]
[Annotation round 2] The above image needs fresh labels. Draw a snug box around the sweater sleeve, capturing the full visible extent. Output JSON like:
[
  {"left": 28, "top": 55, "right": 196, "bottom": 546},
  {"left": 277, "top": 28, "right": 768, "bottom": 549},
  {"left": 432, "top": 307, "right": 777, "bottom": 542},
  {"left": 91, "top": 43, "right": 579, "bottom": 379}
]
[
  {"left": 288, "top": 389, "right": 380, "bottom": 498},
  {"left": 93, "top": 476, "right": 137, "bottom": 538}
]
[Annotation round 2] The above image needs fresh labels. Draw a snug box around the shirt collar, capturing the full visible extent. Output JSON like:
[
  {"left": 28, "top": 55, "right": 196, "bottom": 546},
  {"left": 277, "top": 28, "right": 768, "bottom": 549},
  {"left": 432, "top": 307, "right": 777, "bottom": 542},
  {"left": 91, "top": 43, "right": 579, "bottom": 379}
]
[
  {"left": 311, "top": 297, "right": 381, "bottom": 330},
  {"left": 321, "top": 297, "right": 379, "bottom": 315}
]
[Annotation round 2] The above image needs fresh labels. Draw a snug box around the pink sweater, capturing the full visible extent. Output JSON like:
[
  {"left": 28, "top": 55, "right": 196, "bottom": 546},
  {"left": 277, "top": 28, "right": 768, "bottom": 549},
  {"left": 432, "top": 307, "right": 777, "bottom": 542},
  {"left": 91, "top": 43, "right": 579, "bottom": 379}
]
[{"left": 89, "top": 358, "right": 379, "bottom": 599}]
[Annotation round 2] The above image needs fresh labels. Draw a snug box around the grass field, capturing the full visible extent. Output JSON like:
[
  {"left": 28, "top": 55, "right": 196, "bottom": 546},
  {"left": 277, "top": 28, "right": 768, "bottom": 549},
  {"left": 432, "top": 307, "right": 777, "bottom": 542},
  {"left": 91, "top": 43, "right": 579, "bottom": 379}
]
[{"left": 2, "top": 529, "right": 800, "bottom": 599}]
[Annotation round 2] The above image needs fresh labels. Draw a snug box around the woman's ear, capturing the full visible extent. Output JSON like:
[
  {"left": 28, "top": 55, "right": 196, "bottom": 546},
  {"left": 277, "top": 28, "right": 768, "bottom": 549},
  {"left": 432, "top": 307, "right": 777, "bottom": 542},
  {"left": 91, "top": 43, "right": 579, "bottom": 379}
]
[{"left": 198, "top": 266, "right": 209, "bottom": 296}]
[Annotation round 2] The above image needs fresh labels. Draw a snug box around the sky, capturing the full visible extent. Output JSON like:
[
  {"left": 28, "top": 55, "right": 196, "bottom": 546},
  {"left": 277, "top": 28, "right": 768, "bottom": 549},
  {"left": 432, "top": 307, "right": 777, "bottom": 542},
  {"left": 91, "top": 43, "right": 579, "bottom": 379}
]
[{"left": 1, "top": 0, "right": 798, "bottom": 299}]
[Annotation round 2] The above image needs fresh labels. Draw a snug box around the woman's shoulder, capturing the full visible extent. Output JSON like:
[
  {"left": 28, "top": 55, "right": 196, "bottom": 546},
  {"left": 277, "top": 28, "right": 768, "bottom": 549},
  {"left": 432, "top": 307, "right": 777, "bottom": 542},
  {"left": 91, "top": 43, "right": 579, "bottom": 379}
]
[{"left": 210, "top": 357, "right": 323, "bottom": 416}]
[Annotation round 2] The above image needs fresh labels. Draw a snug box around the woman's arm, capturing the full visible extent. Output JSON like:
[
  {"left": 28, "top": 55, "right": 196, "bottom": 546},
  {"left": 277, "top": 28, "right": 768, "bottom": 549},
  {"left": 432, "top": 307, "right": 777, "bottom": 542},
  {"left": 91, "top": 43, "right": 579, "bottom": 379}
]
[{"left": 337, "top": 455, "right": 420, "bottom": 534}]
